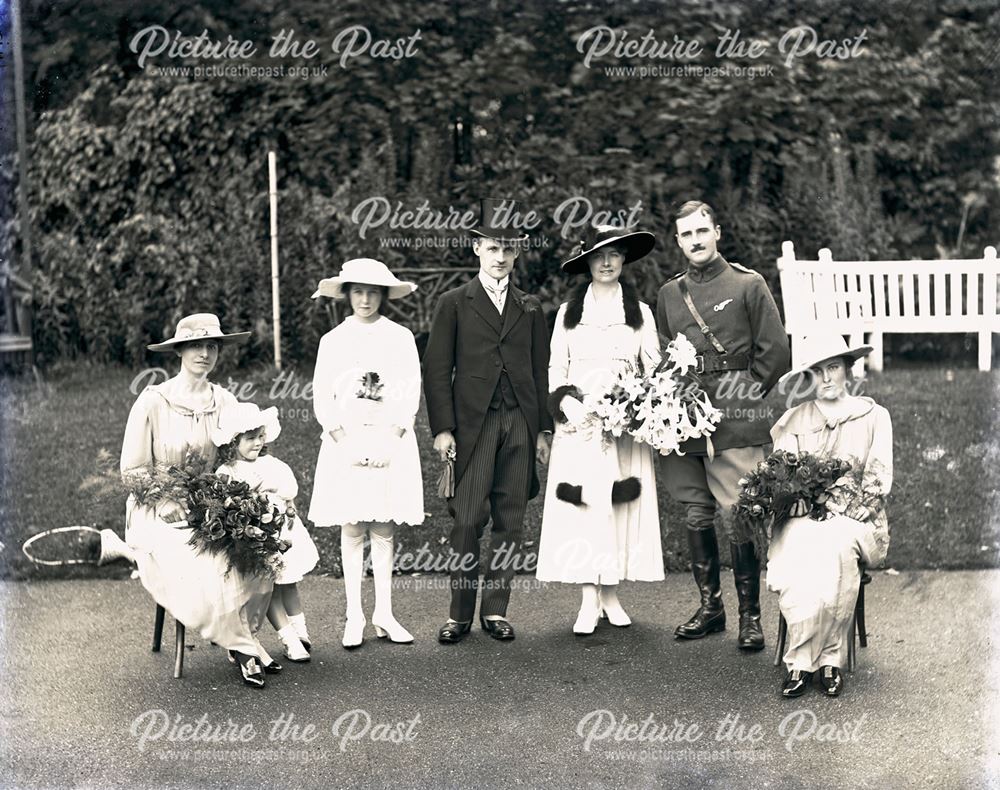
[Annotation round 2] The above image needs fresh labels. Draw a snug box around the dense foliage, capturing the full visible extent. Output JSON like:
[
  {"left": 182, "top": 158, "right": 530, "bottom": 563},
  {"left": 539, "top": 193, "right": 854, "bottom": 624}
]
[{"left": 10, "top": 0, "right": 1000, "bottom": 364}]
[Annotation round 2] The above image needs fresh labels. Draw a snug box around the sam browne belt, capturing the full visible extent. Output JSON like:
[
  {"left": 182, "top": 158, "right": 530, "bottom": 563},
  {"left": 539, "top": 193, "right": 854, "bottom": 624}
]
[{"left": 678, "top": 278, "right": 752, "bottom": 375}]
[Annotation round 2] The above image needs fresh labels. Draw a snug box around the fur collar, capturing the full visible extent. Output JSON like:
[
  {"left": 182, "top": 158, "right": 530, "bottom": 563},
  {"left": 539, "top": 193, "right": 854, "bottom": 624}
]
[{"left": 563, "top": 281, "right": 643, "bottom": 330}]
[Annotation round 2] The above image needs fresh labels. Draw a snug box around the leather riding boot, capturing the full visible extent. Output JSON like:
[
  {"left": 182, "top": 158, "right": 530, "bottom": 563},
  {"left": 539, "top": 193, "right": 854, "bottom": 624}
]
[
  {"left": 674, "top": 528, "right": 726, "bottom": 639},
  {"left": 730, "top": 541, "right": 765, "bottom": 651}
]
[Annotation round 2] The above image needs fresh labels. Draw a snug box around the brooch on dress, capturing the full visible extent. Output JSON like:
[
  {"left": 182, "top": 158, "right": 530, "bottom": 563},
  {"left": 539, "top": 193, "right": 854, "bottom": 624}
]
[{"left": 356, "top": 371, "right": 384, "bottom": 402}]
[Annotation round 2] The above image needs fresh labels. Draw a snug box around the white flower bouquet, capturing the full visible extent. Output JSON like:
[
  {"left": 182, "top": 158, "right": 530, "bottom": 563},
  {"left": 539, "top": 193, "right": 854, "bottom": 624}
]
[{"left": 590, "top": 333, "right": 723, "bottom": 457}]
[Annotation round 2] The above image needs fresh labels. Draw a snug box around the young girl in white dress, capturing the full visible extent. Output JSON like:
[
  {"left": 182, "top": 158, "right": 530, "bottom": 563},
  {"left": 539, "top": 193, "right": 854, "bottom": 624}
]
[
  {"left": 214, "top": 402, "right": 320, "bottom": 663},
  {"left": 308, "top": 259, "right": 425, "bottom": 649}
]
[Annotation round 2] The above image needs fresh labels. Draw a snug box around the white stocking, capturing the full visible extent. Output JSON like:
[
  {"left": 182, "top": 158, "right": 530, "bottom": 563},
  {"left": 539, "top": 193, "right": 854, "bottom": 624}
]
[
  {"left": 370, "top": 524, "right": 396, "bottom": 623},
  {"left": 340, "top": 523, "right": 367, "bottom": 622}
]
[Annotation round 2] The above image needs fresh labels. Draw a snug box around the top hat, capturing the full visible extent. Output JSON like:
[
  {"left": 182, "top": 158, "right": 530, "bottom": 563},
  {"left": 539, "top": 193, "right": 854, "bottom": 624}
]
[
  {"left": 147, "top": 314, "right": 251, "bottom": 352},
  {"left": 560, "top": 225, "right": 656, "bottom": 275},
  {"left": 778, "top": 334, "right": 874, "bottom": 385},
  {"left": 470, "top": 198, "right": 530, "bottom": 243},
  {"left": 311, "top": 258, "right": 418, "bottom": 300}
]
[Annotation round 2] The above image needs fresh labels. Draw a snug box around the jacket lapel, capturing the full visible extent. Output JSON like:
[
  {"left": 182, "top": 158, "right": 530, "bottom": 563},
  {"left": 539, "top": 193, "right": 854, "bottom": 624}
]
[
  {"left": 468, "top": 277, "right": 502, "bottom": 334},
  {"left": 500, "top": 285, "right": 526, "bottom": 340}
]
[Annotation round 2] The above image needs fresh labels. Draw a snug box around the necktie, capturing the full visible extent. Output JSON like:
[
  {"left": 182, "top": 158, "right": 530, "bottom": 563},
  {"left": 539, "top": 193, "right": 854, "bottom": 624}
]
[{"left": 484, "top": 282, "right": 507, "bottom": 313}]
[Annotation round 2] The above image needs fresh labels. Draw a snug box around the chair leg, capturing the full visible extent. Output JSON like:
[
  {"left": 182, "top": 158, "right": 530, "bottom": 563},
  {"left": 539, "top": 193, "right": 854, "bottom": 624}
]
[
  {"left": 174, "top": 622, "right": 186, "bottom": 679},
  {"left": 856, "top": 583, "right": 868, "bottom": 648},
  {"left": 152, "top": 605, "right": 165, "bottom": 652},
  {"left": 773, "top": 613, "right": 787, "bottom": 667},
  {"left": 847, "top": 614, "right": 857, "bottom": 673}
]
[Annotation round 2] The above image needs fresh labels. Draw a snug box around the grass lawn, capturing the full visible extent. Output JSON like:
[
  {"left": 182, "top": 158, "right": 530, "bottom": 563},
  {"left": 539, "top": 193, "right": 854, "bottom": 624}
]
[{"left": 1, "top": 360, "right": 998, "bottom": 580}]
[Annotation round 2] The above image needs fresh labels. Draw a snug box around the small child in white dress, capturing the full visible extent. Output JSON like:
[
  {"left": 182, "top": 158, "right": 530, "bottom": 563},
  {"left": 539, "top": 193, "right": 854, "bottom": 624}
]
[{"left": 214, "top": 403, "right": 320, "bottom": 663}]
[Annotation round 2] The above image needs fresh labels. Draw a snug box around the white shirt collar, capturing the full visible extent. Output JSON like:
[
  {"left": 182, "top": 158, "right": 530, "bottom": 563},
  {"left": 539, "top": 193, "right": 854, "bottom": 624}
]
[{"left": 478, "top": 271, "right": 510, "bottom": 292}]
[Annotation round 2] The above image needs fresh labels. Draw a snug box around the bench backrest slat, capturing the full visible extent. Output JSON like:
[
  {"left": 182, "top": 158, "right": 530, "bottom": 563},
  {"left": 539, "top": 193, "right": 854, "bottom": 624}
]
[
  {"left": 917, "top": 271, "right": 931, "bottom": 316},
  {"left": 779, "top": 247, "right": 1000, "bottom": 329}
]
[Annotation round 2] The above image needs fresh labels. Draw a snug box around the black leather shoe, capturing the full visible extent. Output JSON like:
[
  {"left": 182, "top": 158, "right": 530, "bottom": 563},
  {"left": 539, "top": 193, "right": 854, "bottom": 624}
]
[
  {"left": 675, "top": 528, "right": 726, "bottom": 639},
  {"left": 819, "top": 666, "right": 844, "bottom": 697},
  {"left": 781, "top": 669, "right": 812, "bottom": 698},
  {"left": 736, "top": 612, "right": 765, "bottom": 650},
  {"left": 480, "top": 617, "right": 515, "bottom": 641},
  {"left": 229, "top": 649, "right": 281, "bottom": 672},
  {"left": 234, "top": 653, "right": 265, "bottom": 688},
  {"left": 675, "top": 606, "right": 726, "bottom": 639},
  {"left": 731, "top": 541, "right": 765, "bottom": 651},
  {"left": 437, "top": 621, "right": 471, "bottom": 644}
]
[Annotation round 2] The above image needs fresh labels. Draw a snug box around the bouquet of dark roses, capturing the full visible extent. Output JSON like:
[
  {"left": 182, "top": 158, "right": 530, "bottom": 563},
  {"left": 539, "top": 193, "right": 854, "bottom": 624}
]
[
  {"left": 590, "top": 333, "right": 723, "bottom": 456},
  {"left": 732, "top": 450, "right": 854, "bottom": 559},
  {"left": 124, "top": 453, "right": 289, "bottom": 579},
  {"left": 824, "top": 460, "right": 889, "bottom": 524}
]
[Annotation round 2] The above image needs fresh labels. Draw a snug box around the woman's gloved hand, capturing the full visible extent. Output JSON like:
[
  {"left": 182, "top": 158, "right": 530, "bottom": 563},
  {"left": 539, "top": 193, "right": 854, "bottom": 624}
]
[
  {"left": 561, "top": 396, "right": 588, "bottom": 426},
  {"left": 353, "top": 427, "right": 395, "bottom": 468},
  {"left": 158, "top": 499, "right": 188, "bottom": 525}
]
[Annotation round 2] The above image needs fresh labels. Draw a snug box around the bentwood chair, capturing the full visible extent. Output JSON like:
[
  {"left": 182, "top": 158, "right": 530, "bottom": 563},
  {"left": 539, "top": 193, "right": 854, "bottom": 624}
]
[{"left": 773, "top": 571, "right": 871, "bottom": 673}]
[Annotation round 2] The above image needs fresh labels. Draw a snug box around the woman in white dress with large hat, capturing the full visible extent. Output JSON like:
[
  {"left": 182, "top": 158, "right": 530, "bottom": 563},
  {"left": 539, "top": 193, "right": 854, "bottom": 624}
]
[
  {"left": 120, "top": 314, "right": 276, "bottom": 688},
  {"left": 767, "top": 334, "right": 892, "bottom": 699},
  {"left": 308, "top": 259, "right": 425, "bottom": 648},
  {"left": 535, "top": 226, "right": 665, "bottom": 634}
]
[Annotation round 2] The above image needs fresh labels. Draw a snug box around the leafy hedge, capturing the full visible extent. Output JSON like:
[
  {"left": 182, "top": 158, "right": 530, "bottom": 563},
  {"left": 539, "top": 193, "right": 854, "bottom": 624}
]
[{"left": 18, "top": 0, "right": 1000, "bottom": 365}]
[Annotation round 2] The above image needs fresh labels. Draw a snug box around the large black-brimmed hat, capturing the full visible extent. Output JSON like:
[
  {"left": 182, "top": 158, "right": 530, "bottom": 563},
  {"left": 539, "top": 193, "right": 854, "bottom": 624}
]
[
  {"left": 560, "top": 224, "right": 656, "bottom": 275},
  {"left": 470, "top": 198, "right": 530, "bottom": 243}
]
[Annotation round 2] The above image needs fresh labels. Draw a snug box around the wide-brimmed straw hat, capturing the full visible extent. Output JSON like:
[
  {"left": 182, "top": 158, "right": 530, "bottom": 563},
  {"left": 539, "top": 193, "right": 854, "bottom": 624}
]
[
  {"left": 470, "top": 198, "right": 530, "bottom": 243},
  {"left": 560, "top": 224, "right": 656, "bottom": 274},
  {"left": 311, "top": 258, "right": 417, "bottom": 300},
  {"left": 147, "top": 313, "right": 251, "bottom": 352},
  {"left": 778, "top": 334, "right": 873, "bottom": 385},
  {"left": 212, "top": 403, "right": 281, "bottom": 447}
]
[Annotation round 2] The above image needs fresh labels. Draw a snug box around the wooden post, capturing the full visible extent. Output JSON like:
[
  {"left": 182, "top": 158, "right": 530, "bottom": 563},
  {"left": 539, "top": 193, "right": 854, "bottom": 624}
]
[
  {"left": 868, "top": 331, "right": 884, "bottom": 373},
  {"left": 268, "top": 151, "right": 282, "bottom": 370},
  {"left": 819, "top": 247, "right": 865, "bottom": 377},
  {"left": 12, "top": 0, "right": 33, "bottom": 283},
  {"left": 777, "top": 241, "right": 797, "bottom": 363},
  {"left": 981, "top": 246, "right": 997, "bottom": 372},
  {"left": 776, "top": 240, "right": 796, "bottom": 273}
]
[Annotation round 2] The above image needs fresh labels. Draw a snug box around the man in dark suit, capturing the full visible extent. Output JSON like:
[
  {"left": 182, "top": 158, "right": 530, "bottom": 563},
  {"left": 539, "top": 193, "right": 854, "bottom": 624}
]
[{"left": 423, "top": 198, "right": 552, "bottom": 643}]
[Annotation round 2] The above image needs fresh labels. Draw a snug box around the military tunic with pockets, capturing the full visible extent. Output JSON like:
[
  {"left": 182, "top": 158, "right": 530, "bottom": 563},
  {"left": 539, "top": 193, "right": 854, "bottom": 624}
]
[{"left": 655, "top": 254, "right": 790, "bottom": 454}]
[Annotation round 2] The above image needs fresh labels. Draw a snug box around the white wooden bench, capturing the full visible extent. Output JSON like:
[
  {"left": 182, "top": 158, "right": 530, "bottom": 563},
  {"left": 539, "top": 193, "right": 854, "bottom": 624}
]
[
  {"left": 1, "top": 264, "right": 37, "bottom": 376},
  {"left": 777, "top": 241, "right": 1000, "bottom": 372}
]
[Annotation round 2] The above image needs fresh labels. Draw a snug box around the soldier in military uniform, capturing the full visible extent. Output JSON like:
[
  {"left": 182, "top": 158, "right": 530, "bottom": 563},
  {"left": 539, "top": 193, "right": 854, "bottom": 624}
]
[{"left": 656, "top": 200, "right": 790, "bottom": 651}]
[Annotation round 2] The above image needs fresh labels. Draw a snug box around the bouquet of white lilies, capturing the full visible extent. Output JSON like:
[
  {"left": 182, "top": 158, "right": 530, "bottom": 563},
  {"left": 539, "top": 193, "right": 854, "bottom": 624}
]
[{"left": 591, "top": 333, "right": 723, "bottom": 457}]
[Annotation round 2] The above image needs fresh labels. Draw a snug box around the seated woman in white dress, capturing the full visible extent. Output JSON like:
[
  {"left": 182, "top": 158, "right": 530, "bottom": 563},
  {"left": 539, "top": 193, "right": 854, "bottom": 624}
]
[
  {"left": 535, "top": 226, "right": 665, "bottom": 634},
  {"left": 308, "top": 259, "right": 425, "bottom": 649},
  {"left": 120, "top": 314, "right": 276, "bottom": 688},
  {"left": 767, "top": 334, "right": 892, "bottom": 698}
]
